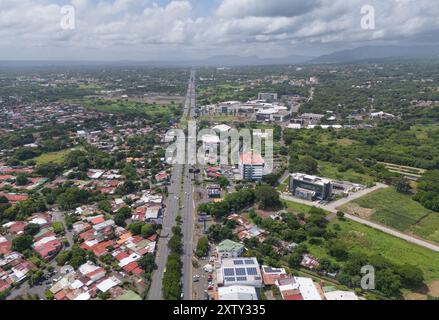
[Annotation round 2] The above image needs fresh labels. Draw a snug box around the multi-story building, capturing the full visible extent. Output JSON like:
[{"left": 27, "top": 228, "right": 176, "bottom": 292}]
[
  {"left": 239, "top": 152, "right": 265, "bottom": 181},
  {"left": 289, "top": 173, "right": 333, "bottom": 201},
  {"left": 258, "top": 93, "right": 278, "bottom": 101}
]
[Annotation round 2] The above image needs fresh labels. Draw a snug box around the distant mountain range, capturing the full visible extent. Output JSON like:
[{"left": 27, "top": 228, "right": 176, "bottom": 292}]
[
  {"left": 309, "top": 45, "right": 439, "bottom": 64},
  {"left": 1, "top": 45, "right": 438, "bottom": 67}
]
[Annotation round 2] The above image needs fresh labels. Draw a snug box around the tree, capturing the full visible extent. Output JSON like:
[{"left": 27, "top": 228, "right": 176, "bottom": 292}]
[
  {"left": 208, "top": 224, "right": 233, "bottom": 243},
  {"left": 395, "top": 264, "right": 424, "bottom": 289},
  {"left": 56, "top": 250, "right": 71, "bottom": 266},
  {"left": 114, "top": 207, "right": 132, "bottom": 227},
  {"left": 196, "top": 237, "right": 209, "bottom": 257},
  {"left": 129, "top": 222, "right": 145, "bottom": 236},
  {"left": 328, "top": 241, "right": 349, "bottom": 261},
  {"left": 216, "top": 176, "right": 230, "bottom": 188},
  {"left": 336, "top": 211, "right": 345, "bottom": 219},
  {"left": 395, "top": 177, "right": 411, "bottom": 194},
  {"left": 98, "top": 200, "right": 112, "bottom": 213},
  {"left": 262, "top": 174, "right": 279, "bottom": 187},
  {"left": 376, "top": 269, "right": 402, "bottom": 297},
  {"left": 24, "top": 223, "right": 40, "bottom": 236},
  {"left": 15, "top": 175, "right": 29, "bottom": 186},
  {"left": 52, "top": 222, "right": 65, "bottom": 234},
  {"left": 255, "top": 185, "right": 282, "bottom": 210},
  {"left": 141, "top": 224, "right": 155, "bottom": 239},
  {"left": 0, "top": 196, "right": 8, "bottom": 204},
  {"left": 288, "top": 252, "right": 303, "bottom": 268},
  {"left": 138, "top": 254, "right": 157, "bottom": 273},
  {"left": 12, "top": 235, "right": 33, "bottom": 253}
]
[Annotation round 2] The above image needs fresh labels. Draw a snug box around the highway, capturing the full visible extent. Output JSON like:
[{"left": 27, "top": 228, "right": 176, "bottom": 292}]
[
  {"left": 148, "top": 70, "right": 196, "bottom": 300},
  {"left": 181, "top": 70, "right": 196, "bottom": 300}
]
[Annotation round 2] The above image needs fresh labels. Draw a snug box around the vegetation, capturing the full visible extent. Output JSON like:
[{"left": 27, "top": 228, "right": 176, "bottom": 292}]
[{"left": 340, "top": 187, "right": 438, "bottom": 243}]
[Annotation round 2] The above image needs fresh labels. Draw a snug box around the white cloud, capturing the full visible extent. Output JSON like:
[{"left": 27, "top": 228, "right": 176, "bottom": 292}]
[{"left": 0, "top": 0, "right": 438, "bottom": 59}]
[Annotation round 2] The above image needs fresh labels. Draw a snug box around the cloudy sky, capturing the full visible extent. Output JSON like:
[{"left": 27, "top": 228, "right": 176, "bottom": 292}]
[{"left": 0, "top": 0, "right": 438, "bottom": 60}]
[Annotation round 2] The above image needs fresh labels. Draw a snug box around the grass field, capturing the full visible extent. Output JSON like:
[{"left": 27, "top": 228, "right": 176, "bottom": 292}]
[
  {"left": 32, "top": 149, "right": 72, "bottom": 165},
  {"left": 81, "top": 98, "right": 178, "bottom": 119},
  {"left": 326, "top": 219, "right": 439, "bottom": 283},
  {"left": 318, "top": 161, "right": 376, "bottom": 186},
  {"left": 339, "top": 187, "right": 439, "bottom": 244},
  {"left": 284, "top": 199, "right": 329, "bottom": 217}
]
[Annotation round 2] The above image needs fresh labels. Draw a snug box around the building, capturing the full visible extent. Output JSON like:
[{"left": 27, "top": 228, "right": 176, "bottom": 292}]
[
  {"left": 239, "top": 152, "right": 265, "bottom": 181},
  {"left": 207, "top": 185, "right": 222, "bottom": 199},
  {"left": 218, "top": 285, "right": 258, "bottom": 300},
  {"left": 261, "top": 265, "right": 289, "bottom": 285},
  {"left": 216, "top": 257, "right": 263, "bottom": 288},
  {"left": 299, "top": 113, "right": 325, "bottom": 125},
  {"left": 275, "top": 277, "right": 322, "bottom": 300},
  {"left": 370, "top": 111, "right": 395, "bottom": 120},
  {"left": 289, "top": 173, "right": 333, "bottom": 201},
  {"left": 258, "top": 93, "right": 278, "bottom": 101},
  {"left": 324, "top": 289, "right": 359, "bottom": 300},
  {"left": 216, "top": 240, "right": 245, "bottom": 259}
]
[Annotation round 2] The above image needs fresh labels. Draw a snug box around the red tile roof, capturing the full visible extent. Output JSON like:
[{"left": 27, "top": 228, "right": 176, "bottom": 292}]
[
  {"left": 0, "top": 240, "right": 12, "bottom": 255},
  {"left": 123, "top": 261, "right": 139, "bottom": 273},
  {"left": 240, "top": 152, "right": 265, "bottom": 165},
  {"left": 34, "top": 239, "right": 62, "bottom": 260},
  {"left": 0, "top": 193, "right": 29, "bottom": 204}
]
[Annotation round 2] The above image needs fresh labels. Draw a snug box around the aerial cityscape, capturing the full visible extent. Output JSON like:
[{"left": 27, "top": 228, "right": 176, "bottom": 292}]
[{"left": 0, "top": 0, "right": 439, "bottom": 308}]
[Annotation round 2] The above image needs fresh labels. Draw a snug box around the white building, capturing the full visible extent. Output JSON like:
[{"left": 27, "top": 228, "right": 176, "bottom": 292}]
[
  {"left": 325, "top": 290, "right": 359, "bottom": 300},
  {"left": 216, "top": 257, "right": 263, "bottom": 288},
  {"left": 218, "top": 285, "right": 259, "bottom": 300}
]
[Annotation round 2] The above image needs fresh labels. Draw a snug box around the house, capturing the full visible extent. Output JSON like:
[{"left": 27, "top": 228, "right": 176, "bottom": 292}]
[
  {"left": 370, "top": 111, "right": 395, "bottom": 120},
  {"left": 324, "top": 287, "right": 359, "bottom": 300},
  {"left": 275, "top": 277, "right": 322, "bottom": 300},
  {"left": 207, "top": 184, "right": 222, "bottom": 199},
  {"left": 218, "top": 285, "right": 259, "bottom": 300},
  {"left": 78, "top": 262, "right": 106, "bottom": 285},
  {"left": 155, "top": 171, "right": 170, "bottom": 183},
  {"left": 3, "top": 221, "right": 27, "bottom": 236},
  {"left": 216, "top": 257, "right": 263, "bottom": 288},
  {"left": 301, "top": 254, "right": 320, "bottom": 270},
  {"left": 216, "top": 240, "right": 245, "bottom": 259},
  {"left": 145, "top": 206, "right": 161, "bottom": 223},
  {"left": 33, "top": 236, "right": 63, "bottom": 261},
  {"left": 0, "top": 236, "right": 12, "bottom": 255},
  {"left": 0, "top": 193, "right": 29, "bottom": 204},
  {"left": 261, "top": 265, "right": 289, "bottom": 286},
  {"left": 213, "top": 124, "right": 232, "bottom": 133}
]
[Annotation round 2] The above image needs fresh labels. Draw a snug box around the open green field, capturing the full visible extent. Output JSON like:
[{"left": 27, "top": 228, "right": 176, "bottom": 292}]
[
  {"left": 318, "top": 160, "right": 376, "bottom": 186},
  {"left": 81, "top": 98, "right": 179, "bottom": 119},
  {"left": 325, "top": 219, "right": 439, "bottom": 283},
  {"left": 339, "top": 187, "right": 438, "bottom": 243},
  {"left": 284, "top": 199, "right": 329, "bottom": 216},
  {"left": 32, "top": 149, "right": 72, "bottom": 165}
]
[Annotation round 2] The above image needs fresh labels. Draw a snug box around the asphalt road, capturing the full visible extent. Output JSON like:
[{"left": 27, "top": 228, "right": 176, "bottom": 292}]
[
  {"left": 148, "top": 70, "right": 196, "bottom": 300},
  {"left": 181, "top": 70, "right": 196, "bottom": 300}
]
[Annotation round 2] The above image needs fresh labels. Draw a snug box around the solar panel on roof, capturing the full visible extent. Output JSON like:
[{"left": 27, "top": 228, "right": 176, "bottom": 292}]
[
  {"left": 234, "top": 260, "right": 244, "bottom": 265},
  {"left": 235, "top": 268, "right": 246, "bottom": 276},
  {"left": 246, "top": 267, "right": 258, "bottom": 275},
  {"left": 224, "top": 268, "right": 235, "bottom": 276},
  {"left": 236, "top": 276, "right": 247, "bottom": 281},
  {"left": 244, "top": 259, "right": 254, "bottom": 265},
  {"left": 225, "top": 277, "right": 236, "bottom": 282}
]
